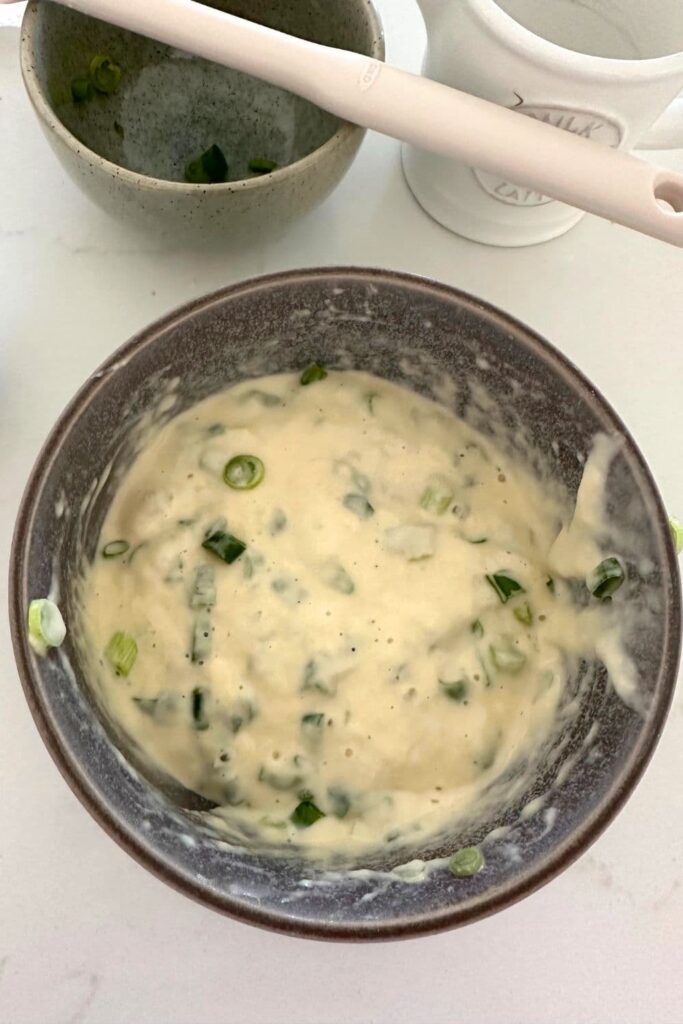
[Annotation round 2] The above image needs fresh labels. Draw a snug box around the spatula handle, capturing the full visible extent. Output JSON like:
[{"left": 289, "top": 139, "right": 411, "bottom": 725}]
[{"left": 58, "top": 0, "right": 683, "bottom": 246}]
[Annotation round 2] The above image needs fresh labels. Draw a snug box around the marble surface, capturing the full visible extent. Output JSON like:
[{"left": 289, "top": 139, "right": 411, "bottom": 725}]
[{"left": 1, "top": 3, "right": 682, "bottom": 1022}]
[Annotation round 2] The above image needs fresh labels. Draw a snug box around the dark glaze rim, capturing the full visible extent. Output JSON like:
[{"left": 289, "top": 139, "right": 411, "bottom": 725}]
[{"left": 9, "top": 267, "right": 681, "bottom": 941}]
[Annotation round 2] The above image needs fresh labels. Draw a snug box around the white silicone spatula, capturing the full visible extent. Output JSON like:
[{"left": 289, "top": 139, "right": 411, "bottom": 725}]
[{"left": 7, "top": 0, "right": 683, "bottom": 246}]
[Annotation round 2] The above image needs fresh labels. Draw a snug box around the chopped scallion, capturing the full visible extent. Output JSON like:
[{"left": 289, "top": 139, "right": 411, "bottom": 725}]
[
  {"left": 669, "top": 516, "right": 683, "bottom": 555},
  {"left": 223, "top": 454, "right": 265, "bottom": 490},
  {"left": 587, "top": 557, "right": 625, "bottom": 600},
  {"left": 71, "top": 76, "right": 93, "bottom": 103},
  {"left": 419, "top": 477, "right": 454, "bottom": 515},
  {"left": 486, "top": 572, "right": 525, "bottom": 603},
  {"left": 202, "top": 530, "right": 246, "bottom": 565},
  {"left": 248, "top": 157, "right": 278, "bottom": 174},
  {"left": 300, "top": 362, "right": 327, "bottom": 386},
  {"left": 290, "top": 799, "right": 325, "bottom": 828},
  {"left": 105, "top": 631, "right": 137, "bottom": 677},
  {"left": 89, "top": 54, "right": 122, "bottom": 94},
  {"left": 343, "top": 493, "right": 374, "bottom": 519},
  {"left": 439, "top": 679, "right": 469, "bottom": 702},
  {"left": 490, "top": 638, "right": 526, "bottom": 674},
  {"left": 102, "top": 539, "right": 130, "bottom": 559},
  {"left": 192, "top": 686, "right": 209, "bottom": 730},
  {"left": 513, "top": 602, "right": 533, "bottom": 626},
  {"left": 302, "top": 712, "right": 325, "bottom": 728},
  {"left": 449, "top": 846, "right": 484, "bottom": 878},
  {"left": 185, "top": 144, "right": 228, "bottom": 184},
  {"left": 28, "top": 598, "right": 66, "bottom": 653},
  {"left": 471, "top": 620, "right": 484, "bottom": 638}
]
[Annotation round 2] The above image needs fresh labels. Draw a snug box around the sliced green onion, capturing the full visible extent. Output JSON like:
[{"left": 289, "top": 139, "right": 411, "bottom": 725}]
[
  {"left": 587, "top": 557, "right": 625, "bottom": 600},
  {"left": 302, "top": 712, "right": 325, "bottom": 728},
  {"left": 185, "top": 144, "right": 228, "bottom": 184},
  {"left": 105, "top": 631, "right": 137, "bottom": 676},
  {"left": 513, "top": 602, "right": 533, "bottom": 626},
  {"left": 440, "top": 679, "right": 469, "bottom": 703},
  {"left": 102, "top": 539, "right": 130, "bottom": 559},
  {"left": 471, "top": 620, "right": 484, "bottom": 638},
  {"left": 490, "top": 638, "right": 526, "bottom": 674},
  {"left": 300, "top": 362, "right": 327, "bottom": 386},
  {"left": 70, "top": 76, "right": 93, "bottom": 103},
  {"left": 449, "top": 846, "right": 484, "bottom": 878},
  {"left": 321, "top": 562, "right": 355, "bottom": 594},
  {"left": 669, "top": 516, "right": 683, "bottom": 555},
  {"left": 328, "top": 788, "right": 351, "bottom": 819},
  {"left": 190, "top": 565, "right": 216, "bottom": 610},
  {"left": 202, "top": 530, "right": 246, "bottom": 565},
  {"left": 89, "top": 54, "right": 121, "bottom": 94},
  {"left": 132, "top": 697, "right": 158, "bottom": 716},
  {"left": 206, "top": 422, "right": 226, "bottom": 437},
  {"left": 546, "top": 576, "right": 556, "bottom": 594},
  {"left": 486, "top": 572, "right": 525, "bottom": 603},
  {"left": 343, "top": 493, "right": 374, "bottom": 519},
  {"left": 301, "top": 659, "right": 336, "bottom": 696},
  {"left": 248, "top": 157, "right": 278, "bottom": 174},
  {"left": 290, "top": 799, "right": 325, "bottom": 828},
  {"left": 419, "top": 477, "right": 454, "bottom": 514},
  {"left": 191, "top": 613, "right": 212, "bottom": 664},
  {"left": 467, "top": 537, "right": 488, "bottom": 545},
  {"left": 192, "top": 686, "right": 209, "bottom": 730},
  {"left": 28, "top": 599, "right": 66, "bottom": 653},
  {"left": 365, "top": 392, "right": 378, "bottom": 414},
  {"left": 223, "top": 454, "right": 265, "bottom": 490}
]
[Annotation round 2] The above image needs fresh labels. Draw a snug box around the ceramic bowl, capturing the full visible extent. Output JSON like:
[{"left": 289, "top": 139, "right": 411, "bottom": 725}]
[
  {"left": 20, "top": 1, "right": 384, "bottom": 240},
  {"left": 10, "top": 268, "right": 680, "bottom": 939}
]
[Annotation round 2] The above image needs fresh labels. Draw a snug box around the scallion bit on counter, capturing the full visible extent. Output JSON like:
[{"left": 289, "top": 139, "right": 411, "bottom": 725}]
[
  {"left": 248, "top": 157, "right": 278, "bottom": 174},
  {"left": 670, "top": 516, "right": 683, "bottom": 555}
]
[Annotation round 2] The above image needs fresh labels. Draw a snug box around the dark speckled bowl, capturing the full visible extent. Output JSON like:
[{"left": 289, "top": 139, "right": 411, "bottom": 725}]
[
  {"left": 10, "top": 269, "right": 680, "bottom": 939},
  {"left": 20, "top": 1, "right": 384, "bottom": 240}
]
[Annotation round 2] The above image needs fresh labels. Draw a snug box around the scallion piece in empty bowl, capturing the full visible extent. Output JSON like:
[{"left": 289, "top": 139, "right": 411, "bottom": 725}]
[
  {"left": 89, "top": 54, "right": 122, "bottom": 94},
  {"left": 587, "top": 557, "right": 625, "bottom": 600},
  {"left": 28, "top": 599, "right": 66, "bottom": 654},
  {"left": 249, "top": 157, "right": 278, "bottom": 174},
  {"left": 105, "top": 631, "right": 137, "bottom": 676},
  {"left": 670, "top": 516, "right": 683, "bottom": 555},
  {"left": 71, "top": 76, "right": 93, "bottom": 103},
  {"left": 185, "top": 144, "right": 229, "bottom": 184},
  {"left": 223, "top": 455, "right": 265, "bottom": 490},
  {"left": 449, "top": 846, "right": 484, "bottom": 878}
]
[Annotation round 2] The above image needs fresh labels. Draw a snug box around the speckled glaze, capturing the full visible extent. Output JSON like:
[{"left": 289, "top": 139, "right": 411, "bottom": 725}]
[
  {"left": 10, "top": 269, "right": 680, "bottom": 940},
  {"left": 20, "top": 1, "right": 384, "bottom": 241}
]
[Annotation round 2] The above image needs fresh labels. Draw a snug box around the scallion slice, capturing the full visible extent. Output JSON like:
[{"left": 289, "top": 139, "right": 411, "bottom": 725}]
[
  {"left": 490, "top": 638, "right": 526, "bottom": 674},
  {"left": 202, "top": 530, "right": 246, "bottom": 565},
  {"left": 192, "top": 686, "right": 209, "bottom": 730},
  {"left": 70, "top": 76, "right": 93, "bottom": 103},
  {"left": 302, "top": 712, "right": 325, "bottom": 728},
  {"left": 513, "top": 602, "right": 533, "bottom": 626},
  {"left": 448, "top": 846, "right": 484, "bottom": 878},
  {"left": 587, "top": 557, "right": 625, "bottom": 600},
  {"left": 343, "top": 493, "right": 374, "bottom": 519},
  {"left": 223, "top": 454, "right": 265, "bottom": 490},
  {"left": 290, "top": 799, "right": 325, "bottom": 828},
  {"left": 102, "top": 539, "right": 130, "bottom": 559},
  {"left": 669, "top": 516, "right": 683, "bottom": 555},
  {"left": 300, "top": 362, "right": 327, "bottom": 386},
  {"left": 486, "top": 572, "right": 525, "bottom": 603},
  {"left": 89, "top": 54, "right": 122, "bottom": 94},
  {"left": 185, "top": 144, "right": 228, "bottom": 184},
  {"left": 439, "top": 679, "right": 469, "bottom": 703},
  {"left": 28, "top": 599, "right": 66, "bottom": 653},
  {"left": 471, "top": 620, "right": 484, "bottom": 638},
  {"left": 249, "top": 157, "right": 278, "bottom": 174},
  {"left": 105, "top": 631, "right": 137, "bottom": 676}
]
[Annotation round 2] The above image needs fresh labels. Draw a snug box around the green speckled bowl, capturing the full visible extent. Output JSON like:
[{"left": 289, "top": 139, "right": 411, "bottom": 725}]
[{"left": 20, "top": 0, "right": 384, "bottom": 241}]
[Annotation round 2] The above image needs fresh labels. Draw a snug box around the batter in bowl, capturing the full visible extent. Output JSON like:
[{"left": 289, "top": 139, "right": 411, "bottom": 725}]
[{"left": 78, "top": 369, "right": 626, "bottom": 854}]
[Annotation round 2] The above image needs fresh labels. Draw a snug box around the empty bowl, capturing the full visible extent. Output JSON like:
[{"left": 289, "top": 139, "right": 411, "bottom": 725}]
[{"left": 20, "top": 1, "right": 384, "bottom": 240}]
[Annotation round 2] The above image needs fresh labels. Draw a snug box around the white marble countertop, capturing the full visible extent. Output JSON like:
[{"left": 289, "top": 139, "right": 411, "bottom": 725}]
[{"left": 1, "top": 3, "right": 682, "bottom": 1022}]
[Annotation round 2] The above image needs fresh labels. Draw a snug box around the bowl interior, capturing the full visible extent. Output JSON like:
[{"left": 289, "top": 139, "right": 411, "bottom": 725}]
[
  {"left": 12, "top": 270, "right": 679, "bottom": 938},
  {"left": 27, "top": 0, "right": 380, "bottom": 183}
]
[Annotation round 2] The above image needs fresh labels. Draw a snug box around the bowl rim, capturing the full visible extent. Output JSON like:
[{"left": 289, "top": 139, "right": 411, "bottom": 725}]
[
  {"left": 9, "top": 266, "right": 682, "bottom": 941},
  {"left": 19, "top": 0, "right": 385, "bottom": 194}
]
